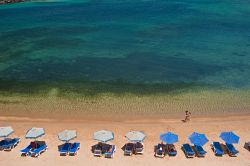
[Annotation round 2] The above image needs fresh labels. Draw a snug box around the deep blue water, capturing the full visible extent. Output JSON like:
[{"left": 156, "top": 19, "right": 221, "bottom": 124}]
[{"left": 0, "top": 0, "right": 250, "bottom": 92}]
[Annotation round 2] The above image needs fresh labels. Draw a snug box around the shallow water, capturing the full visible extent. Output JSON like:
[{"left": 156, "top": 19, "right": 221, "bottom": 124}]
[{"left": 0, "top": 0, "right": 250, "bottom": 95}]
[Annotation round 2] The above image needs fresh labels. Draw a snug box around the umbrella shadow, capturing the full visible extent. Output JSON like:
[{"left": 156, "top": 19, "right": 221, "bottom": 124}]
[
  {"left": 191, "top": 145, "right": 205, "bottom": 158},
  {"left": 220, "top": 143, "right": 229, "bottom": 155},
  {"left": 91, "top": 143, "right": 103, "bottom": 154},
  {"left": 121, "top": 143, "right": 135, "bottom": 156},
  {"left": 244, "top": 142, "right": 250, "bottom": 151},
  {"left": 121, "top": 144, "right": 126, "bottom": 151},
  {"left": 35, "top": 141, "right": 46, "bottom": 147},
  {"left": 29, "top": 141, "right": 46, "bottom": 158},
  {"left": 91, "top": 144, "right": 98, "bottom": 153}
]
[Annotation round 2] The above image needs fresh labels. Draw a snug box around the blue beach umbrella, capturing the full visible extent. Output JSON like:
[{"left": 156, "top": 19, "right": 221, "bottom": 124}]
[
  {"left": 25, "top": 127, "right": 45, "bottom": 140},
  {"left": 220, "top": 131, "right": 240, "bottom": 144},
  {"left": 126, "top": 131, "right": 146, "bottom": 142},
  {"left": 160, "top": 132, "right": 178, "bottom": 144},
  {"left": 189, "top": 132, "right": 209, "bottom": 146},
  {"left": 93, "top": 130, "right": 114, "bottom": 143},
  {"left": 0, "top": 126, "right": 14, "bottom": 138}
]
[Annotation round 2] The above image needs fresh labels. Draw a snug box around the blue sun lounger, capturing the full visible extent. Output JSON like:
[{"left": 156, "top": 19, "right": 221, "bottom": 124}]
[
  {"left": 167, "top": 144, "right": 177, "bottom": 156},
  {"left": 155, "top": 144, "right": 165, "bottom": 158},
  {"left": 20, "top": 145, "right": 33, "bottom": 156},
  {"left": 59, "top": 143, "right": 71, "bottom": 156},
  {"left": 182, "top": 144, "right": 195, "bottom": 158},
  {"left": 194, "top": 145, "right": 207, "bottom": 157},
  {"left": 0, "top": 140, "right": 7, "bottom": 150},
  {"left": 105, "top": 145, "right": 116, "bottom": 158},
  {"left": 2, "top": 138, "right": 20, "bottom": 151},
  {"left": 124, "top": 143, "right": 134, "bottom": 156},
  {"left": 30, "top": 144, "right": 48, "bottom": 157},
  {"left": 0, "top": 138, "right": 20, "bottom": 151},
  {"left": 226, "top": 143, "right": 239, "bottom": 157},
  {"left": 69, "top": 142, "right": 80, "bottom": 156},
  {"left": 211, "top": 142, "right": 224, "bottom": 156}
]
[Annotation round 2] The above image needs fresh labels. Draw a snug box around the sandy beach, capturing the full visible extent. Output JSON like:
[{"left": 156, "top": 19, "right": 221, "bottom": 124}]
[{"left": 0, "top": 114, "right": 250, "bottom": 166}]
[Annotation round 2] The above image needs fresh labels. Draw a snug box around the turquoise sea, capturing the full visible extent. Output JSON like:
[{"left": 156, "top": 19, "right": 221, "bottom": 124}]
[{"left": 0, "top": 0, "right": 250, "bottom": 96}]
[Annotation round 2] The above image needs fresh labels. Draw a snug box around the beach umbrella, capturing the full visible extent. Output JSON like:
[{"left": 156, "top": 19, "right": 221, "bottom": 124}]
[
  {"left": 189, "top": 132, "right": 209, "bottom": 146},
  {"left": 126, "top": 131, "right": 146, "bottom": 142},
  {"left": 160, "top": 132, "right": 178, "bottom": 144},
  {"left": 25, "top": 127, "right": 45, "bottom": 140},
  {"left": 0, "top": 126, "right": 14, "bottom": 138},
  {"left": 220, "top": 131, "right": 240, "bottom": 144},
  {"left": 58, "top": 130, "right": 77, "bottom": 142},
  {"left": 93, "top": 130, "right": 114, "bottom": 143}
]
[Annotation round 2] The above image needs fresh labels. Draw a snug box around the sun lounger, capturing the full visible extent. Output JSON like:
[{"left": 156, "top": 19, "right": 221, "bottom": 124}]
[
  {"left": 69, "top": 142, "right": 80, "bottom": 156},
  {"left": 182, "top": 144, "right": 195, "bottom": 158},
  {"left": 166, "top": 144, "right": 177, "bottom": 156},
  {"left": 226, "top": 143, "right": 239, "bottom": 157},
  {"left": 105, "top": 145, "right": 116, "bottom": 158},
  {"left": 93, "top": 144, "right": 102, "bottom": 157},
  {"left": 194, "top": 145, "right": 207, "bottom": 157},
  {"left": 155, "top": 144, "right": 165, "bottom": 158},
  {"left": 2, "top": 138, "right": 20, "bottom": 151},
  {"left": 20, "top": 144, "right": 33, "bottom": 156},
  {"left": 135, "top": 142, "right": 144, "bottom": 154},
  {"left": 124, "top": 143, "right": 134, "bottom": 156},
  {"left": 211, "top": 142, "right": 224, "bottom": 156},
  {"left": 30, "top": 144, "right": 48, "bottom": 157},
  {"left": 59, "top": 143, "right": 71, "bottom": 156},
  {"left": 0, "top": 138, "right": 20, "bottom": 151}
]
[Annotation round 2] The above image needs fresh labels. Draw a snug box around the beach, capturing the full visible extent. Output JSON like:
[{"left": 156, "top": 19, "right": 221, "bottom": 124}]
[
  {"left": 1, "top": 0, "right": 250, "bottom": 165},
  {"left": 0, "top": 114, "right": 250, "bottom": 166}
]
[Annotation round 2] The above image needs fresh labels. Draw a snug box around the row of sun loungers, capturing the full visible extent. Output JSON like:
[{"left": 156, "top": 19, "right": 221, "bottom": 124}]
[
  {"left": 1, "top": 140, "right": 248, "bottom": 158},
  {"left": 181, "top": 142, "right": 239, "bottom": 158}
]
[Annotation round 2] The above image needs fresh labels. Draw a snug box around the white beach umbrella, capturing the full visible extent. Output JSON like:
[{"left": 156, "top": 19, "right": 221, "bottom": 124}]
[
  {"left": 126, "top": 131, "right": 146, "bottom": 142},
  {"left": 0, "top": 126, "right": 14, "bottom": 138},
  {"left": 25, "top": 127, "right": 45, "bottom": 139},
  {"left": 93, "top": 130, "right": 114, "bottom": 143},
  {"left": 58, "top": 130, "right": 77, "bottom": 142}
]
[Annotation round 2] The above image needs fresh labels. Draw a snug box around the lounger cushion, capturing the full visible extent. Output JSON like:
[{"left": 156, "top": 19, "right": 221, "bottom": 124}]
[
  {"left": 69, "top": 142, "right": 80, "bottom": 153},
  {"left": 183, "top": 144, "right": 195, "bottom": 155},
  {"left": 195, "top": 145, "right": 207, "bottom": 155},
  {"left": 226, "top": 143, "right": 239, "bottom": 155},
  {"left": 60, "top": 143, "right": 71, "bottom": 153},
  {"left": 213, "top": 142, "right": 224, "bottom": 155},
  {"left": 32, "top": 145, "right": 47, "bottom": 154},
  {"left": 21, "top": 145, "right": 32, "bottom": 153}
]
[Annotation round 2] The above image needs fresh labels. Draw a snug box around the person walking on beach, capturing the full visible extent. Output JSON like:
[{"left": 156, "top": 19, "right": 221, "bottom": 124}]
[{"left": 183, "top": 110, "right": 191, "bottom": 122}]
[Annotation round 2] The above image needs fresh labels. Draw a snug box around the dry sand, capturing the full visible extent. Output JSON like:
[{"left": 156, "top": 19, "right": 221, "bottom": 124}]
[{"left": 0, "top": 114, "right": 250, "bottom": 166}]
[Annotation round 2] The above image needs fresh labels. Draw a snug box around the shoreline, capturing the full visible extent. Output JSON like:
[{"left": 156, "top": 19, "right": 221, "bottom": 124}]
[
  {"left": 1, "top": 112, "right": 250, "bottom": 123},
  {"left": 0, "top": 88, "right": 250, "bottom": 120}
]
